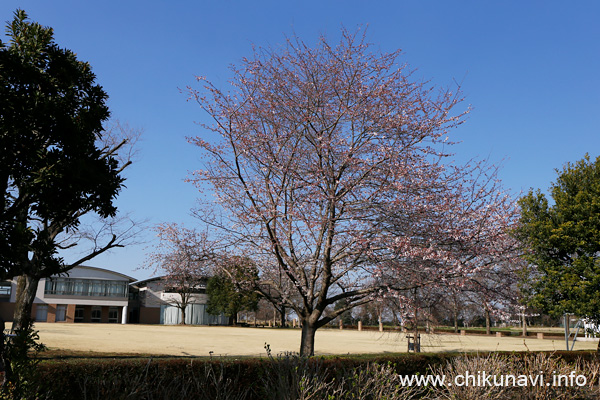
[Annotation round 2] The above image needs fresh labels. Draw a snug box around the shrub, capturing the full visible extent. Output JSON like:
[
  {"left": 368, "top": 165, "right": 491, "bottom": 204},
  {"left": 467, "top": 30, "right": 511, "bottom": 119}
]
[
  {"left": 1, "top": 320, "right": 46, "bottom": 399},
  {"left": 28, "top": 351, "right": 600, "bottom": 399}
]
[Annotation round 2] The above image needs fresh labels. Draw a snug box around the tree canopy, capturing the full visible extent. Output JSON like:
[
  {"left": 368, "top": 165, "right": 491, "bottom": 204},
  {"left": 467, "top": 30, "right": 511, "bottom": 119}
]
[
  {"left": 206, "top": 257, "right": 260, "bottom": 325},
  {"left": 189, "top": 29, "right": 519, "bottom": 356},
  {"left": 517, "top": 154, "right": 600, "bottom": 322},
  {"left": 0, "top": 10, "right": 134, "bottom": 330},
  {"left": 144, "top": 223, "right": 215, "bottom": 325}
]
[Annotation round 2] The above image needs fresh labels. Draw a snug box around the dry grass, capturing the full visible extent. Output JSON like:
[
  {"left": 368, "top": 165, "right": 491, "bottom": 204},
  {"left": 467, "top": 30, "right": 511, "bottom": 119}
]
[{"left": 23, "top": 323, "right": 599, "bottom": 357}]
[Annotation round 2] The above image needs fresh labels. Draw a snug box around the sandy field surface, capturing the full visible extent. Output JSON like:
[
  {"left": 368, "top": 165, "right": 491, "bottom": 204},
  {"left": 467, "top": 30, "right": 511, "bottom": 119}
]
[{"left": 28, "top": 323, "right": 598, "bottom": 357}]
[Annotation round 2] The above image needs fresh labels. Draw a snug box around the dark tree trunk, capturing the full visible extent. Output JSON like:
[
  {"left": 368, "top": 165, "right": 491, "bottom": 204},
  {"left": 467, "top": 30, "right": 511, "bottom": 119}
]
[
  {"left": 0, "top": 319, "right": 3, "bottom": 379},
  {"left": 300, "top": 320, "right": 317, "bottom": 357},
  {"left": 0, "top": 318, "right": 10, "bottom": 388},
  {"left": 485, "top": 305, "right": 491, "bottom": 335},
  {"left": 453, "top": 308, "right": 459, "bottom": 333},
  {"left": 452, "top": 293, "right": 460, "bottom": 333},
  {"left": 180, "top": 305, "right": 187, "bottom": 325},
  {"left": 12, "top": 274, "right": 39, "bottom": 331},
  {"left": 414, "top": 307, "right": 420, "bottom": 353},
  {"left": 280, "top": 305, "right": 286, "bottom": 328}
]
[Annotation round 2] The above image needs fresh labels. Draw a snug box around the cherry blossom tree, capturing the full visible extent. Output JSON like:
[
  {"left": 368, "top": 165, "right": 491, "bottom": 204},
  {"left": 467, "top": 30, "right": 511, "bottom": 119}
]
[
  {"left": 373, "top": 161, "right": 522, "bottom": 338},
  {"left": 144, "top": 223, "right": 215, "bottom": 324},
  {"left": 464, "top": 263, "right": 522, "bottom": 334},
  {"left": 188, "top": 29, "right": 520, "bottom": 356}
]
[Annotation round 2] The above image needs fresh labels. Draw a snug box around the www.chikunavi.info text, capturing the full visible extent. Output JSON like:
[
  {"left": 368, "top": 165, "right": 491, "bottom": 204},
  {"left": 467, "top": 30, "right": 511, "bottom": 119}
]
[{"left": 400, "top": 370, "right": 588, "bottom": 387}]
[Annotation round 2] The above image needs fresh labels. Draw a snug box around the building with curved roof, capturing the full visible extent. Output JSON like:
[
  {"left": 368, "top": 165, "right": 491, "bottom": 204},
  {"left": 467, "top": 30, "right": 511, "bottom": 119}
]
[
  {"left": 1, "top": 267, "right": 229, "bottom": 326},
  {"left": 1, "top": 266, "right": 134, "bottom": 324}
]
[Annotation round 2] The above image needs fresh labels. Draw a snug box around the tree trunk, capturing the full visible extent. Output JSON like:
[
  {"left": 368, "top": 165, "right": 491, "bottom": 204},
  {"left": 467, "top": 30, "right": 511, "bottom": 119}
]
[
  {"left": 0, "top": 318, "right": 10, "bottom": 388},
  {"left": 522, "top": 309, "right": 527, "bottom": 337},
  {"left": 453, "top": 308, "right": 459, "bottom": 333},
  {"left": 280, "top": 305, "right": 286, "bottom": 328},
  {"left": 12, "top": 274, "right": 40, "bottom": 331},
  {"left": 300, "top": 320, "right": 317, "bottom": 357},
  {"left": 413, "top": 307, "right": 420, "bottom": 353},
  {"left": 485, "top": 305, "right": 491, "bottom": 335},
  {"left": 180, "top": 305, "right": 186, "bottom": 325}
]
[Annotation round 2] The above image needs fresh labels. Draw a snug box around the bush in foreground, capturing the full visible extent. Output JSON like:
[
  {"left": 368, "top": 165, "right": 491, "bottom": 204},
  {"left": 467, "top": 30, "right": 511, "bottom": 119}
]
[{"left": 29, "top": 352, "right": 600, "bottom": 399}]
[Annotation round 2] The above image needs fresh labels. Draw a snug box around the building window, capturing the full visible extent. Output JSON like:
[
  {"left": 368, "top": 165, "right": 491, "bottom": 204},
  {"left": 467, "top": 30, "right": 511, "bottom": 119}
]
[
  {"left": 74, "top": 306, "right": 84, "bottom": 322},
  {"left": 55, "top": 305, "right": 67, "bottom": 322},
  {"left": 91, "top": 306, "right": 102, "bottom": 322},
  {"left": 0, "top": 281, "right": 11, "bottom": 296},
  {"left": 108, "top": 307, "right": 119, "bottom": 323},
  {"left": 35, "top": 305, "right": 48, "bottom": 322},
  {"left": 44, "top": 278, "right": 128, "bottom": 298}
]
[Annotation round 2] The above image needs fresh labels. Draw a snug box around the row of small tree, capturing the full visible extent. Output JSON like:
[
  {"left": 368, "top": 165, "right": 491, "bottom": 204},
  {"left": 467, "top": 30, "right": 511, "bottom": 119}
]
[{"left": 145, "top": 220, "right": 525, "bottom": 336}]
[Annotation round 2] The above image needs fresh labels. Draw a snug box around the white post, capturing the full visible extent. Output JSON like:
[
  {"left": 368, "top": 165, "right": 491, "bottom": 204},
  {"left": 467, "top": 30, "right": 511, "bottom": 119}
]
[
  {"left": 122, "top": 305, "right": 128, "bottom": 324},
  {"left": 564, "top": 314, "right": 570, "bottom": 350},
  {"left": 522, "top": 306, "right": 527, "bottom": 337}
]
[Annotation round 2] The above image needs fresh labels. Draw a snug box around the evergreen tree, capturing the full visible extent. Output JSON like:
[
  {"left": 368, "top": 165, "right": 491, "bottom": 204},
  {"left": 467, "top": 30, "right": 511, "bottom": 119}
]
[
  {"left": 206, "top": 258, "right": 260, "bottom": 325},
  {"left": 0, "top": 10, "right": 128, "bottom": 330},
  {"left": 517, "top": 155, "right": 600, "bottom": 326}
]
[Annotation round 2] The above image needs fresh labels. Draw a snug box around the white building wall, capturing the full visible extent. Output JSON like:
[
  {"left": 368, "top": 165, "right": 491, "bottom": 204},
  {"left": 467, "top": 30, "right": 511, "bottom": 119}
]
[
  {"left": 42, "top": 296, "right": 128, "bottom": 307},
  {"left": 6, "top": 277, "right": 46, "bottom": 304},
  {"left": 8, "top": 279, "right": 17, "bottom": 303},
  {"left": 34, "top": 278, "right": 47, "bottom": 304},
  {"left": 161, "top": 292, "right": 209, "bottom": 304}
]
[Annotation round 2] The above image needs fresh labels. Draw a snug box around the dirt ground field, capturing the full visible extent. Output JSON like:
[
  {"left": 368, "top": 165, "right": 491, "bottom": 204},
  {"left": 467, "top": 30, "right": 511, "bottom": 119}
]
[{"left": 27, "top": 323, "right": 598, "bottom": 357}]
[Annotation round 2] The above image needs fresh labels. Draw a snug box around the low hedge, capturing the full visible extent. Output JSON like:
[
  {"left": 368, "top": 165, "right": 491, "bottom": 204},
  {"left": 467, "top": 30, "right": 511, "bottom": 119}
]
[{"left": 24, "top": 351, "right": 600, "bottom": 399}]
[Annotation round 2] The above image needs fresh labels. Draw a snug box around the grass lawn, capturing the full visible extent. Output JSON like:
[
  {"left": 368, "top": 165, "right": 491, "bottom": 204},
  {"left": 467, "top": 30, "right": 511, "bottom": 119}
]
[{"left": 24, "top": 323, "right": 598, "bottom": 358}]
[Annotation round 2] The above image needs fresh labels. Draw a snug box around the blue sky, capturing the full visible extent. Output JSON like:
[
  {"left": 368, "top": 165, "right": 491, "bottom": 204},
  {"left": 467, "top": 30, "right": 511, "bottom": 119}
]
[{"left": 2, "top": 1, "right": 599, "bottom": 280}]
